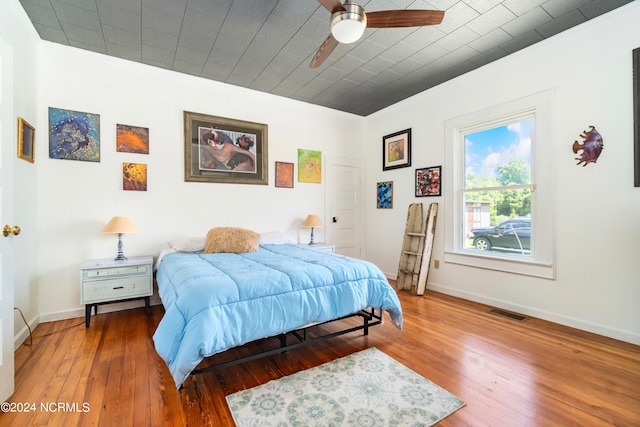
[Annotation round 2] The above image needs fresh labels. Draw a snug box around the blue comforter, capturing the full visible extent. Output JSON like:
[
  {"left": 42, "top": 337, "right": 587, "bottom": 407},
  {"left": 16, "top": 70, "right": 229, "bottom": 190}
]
[{"left": 153, "top": 244, "right": 403, "bottom": 388}]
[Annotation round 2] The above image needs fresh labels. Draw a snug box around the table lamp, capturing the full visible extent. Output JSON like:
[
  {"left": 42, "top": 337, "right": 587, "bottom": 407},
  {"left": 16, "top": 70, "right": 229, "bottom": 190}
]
[
  {"left": 302, "top": 214, "right": 323, "bottom": 245},
  {"left": 101, "top": 216, "right": 137, "bottom": 261}
]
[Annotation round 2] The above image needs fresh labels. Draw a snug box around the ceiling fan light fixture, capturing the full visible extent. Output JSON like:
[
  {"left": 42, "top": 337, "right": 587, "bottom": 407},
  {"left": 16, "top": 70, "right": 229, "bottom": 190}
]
[{"left": 330, "top": 3, "right": 366, "bottom": 44}]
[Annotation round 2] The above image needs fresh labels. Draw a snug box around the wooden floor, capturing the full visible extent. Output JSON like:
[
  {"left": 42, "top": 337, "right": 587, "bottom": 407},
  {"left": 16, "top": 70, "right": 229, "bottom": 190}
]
[{"left": 3, "top": 288, "right": 640, "bottom": 426}]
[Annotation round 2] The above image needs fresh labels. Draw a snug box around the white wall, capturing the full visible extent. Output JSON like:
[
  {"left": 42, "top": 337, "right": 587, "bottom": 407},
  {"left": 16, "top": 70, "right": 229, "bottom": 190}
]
[
  {"left": 365, "top": 2, "right": 640, "bottom": 344},
  {"left": 1, "top": 0, "right": 40, "bottom": 344},
  {"left": 36, "top": 43, "right": 365, "bottom": 319}
]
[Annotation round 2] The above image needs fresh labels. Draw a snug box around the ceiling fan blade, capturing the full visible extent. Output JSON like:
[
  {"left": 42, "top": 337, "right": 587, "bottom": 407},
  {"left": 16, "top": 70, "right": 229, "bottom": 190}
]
[
  {"left": 366, "top": 10, "right": 445, "bottom": 28},
  {"left": 316, "top": 0, "right": 345, "bottom": 14},
  {"left": 309, "top": 34, "right": 340, "bottom": 68}
]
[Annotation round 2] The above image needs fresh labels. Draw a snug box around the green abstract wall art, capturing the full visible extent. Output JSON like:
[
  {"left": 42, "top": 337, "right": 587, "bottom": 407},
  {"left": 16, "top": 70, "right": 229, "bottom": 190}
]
[{"left": 298, "top": 148, "right": 321, "bottom": 183}]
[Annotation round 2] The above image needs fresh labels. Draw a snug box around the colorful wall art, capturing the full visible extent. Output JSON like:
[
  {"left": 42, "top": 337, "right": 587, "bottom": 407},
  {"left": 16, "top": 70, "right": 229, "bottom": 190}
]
[
  {"left": 123, "top": 162, "right": 147, "bottom": 191},
  {"left": 415, "top": 166, "right": 442, "bottom": 197},
  {"left": 275, "top": 161, "right": 294, "bottom": 188},
  {"left": 298, "top": 149, "right": 321, "bottom": 183},
  {"left": 116, "top": 124, "right": 149, "bottom": 154},
  {"left": 48, "top": 107, "right": 100, "bottom": 162},
  {"left": 377, "top": 181, "right": 393, "bottom": 209}
]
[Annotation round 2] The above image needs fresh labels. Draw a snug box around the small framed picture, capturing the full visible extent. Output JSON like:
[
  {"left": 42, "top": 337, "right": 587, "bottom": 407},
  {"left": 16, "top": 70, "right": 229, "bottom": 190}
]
[
  {"left": 415, "top": 166, "right": 442, "bottom": 197},
  {"left": 275, "top": 161, "right": 294, "bottom": 188},
  {"left": 377, "top": 181, "right": 393, "bottom": 209},
  {"left": 383, "top": 128, "right": 411, "bottom": 171},
  {"left": 18, "top": 117, "right": 35, "bottom": 163},
  {"left": 116, "top": 124, "right": 149, "bottom": 154},
  {"left": 123, "top": 162, "right": 147, "bottom": 191}
]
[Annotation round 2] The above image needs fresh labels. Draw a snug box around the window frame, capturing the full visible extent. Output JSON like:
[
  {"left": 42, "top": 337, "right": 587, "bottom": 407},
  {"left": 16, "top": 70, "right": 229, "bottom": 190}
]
[{"left": 444, "top": 90, "right": 556, "bottom": 279}]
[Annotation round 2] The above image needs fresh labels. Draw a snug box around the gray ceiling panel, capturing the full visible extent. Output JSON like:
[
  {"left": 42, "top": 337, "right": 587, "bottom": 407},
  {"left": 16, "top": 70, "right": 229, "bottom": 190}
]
[
  {"left": 35, "top": 26, "right": 69, "bottom": 44},
  {"left": 142, "top": 7, "right": 182, "bottom": 34},
  {"left": 142, "top": 44, "right": 174, "bottom": 67},
  {"left": 500, "top": 29, "right": 544, "bottom": 54},
  {"left": 536, "top": 9, "right": 586, "bottom": 38},
  {"left": 503, "top": 0, "right": 546, "bottom": 16},
  {"left": 55, "top": 0, "right": 98, "bottom": 12},
  {"left": 107, "top": 43, "right": 141, "bottom": 62},
  {"left": 61, "top": 22, "right": 105, "bottom": 49},
  {"left": 142, "top": 0, "right": 187, "bottom": 16},
  {"left": 468, "top": 27, "right": 513, "bottom": 52},
  {"left": 20, "top": 1, "right": 63, "bottom": 29},
  {"left": 19, "top": 0, "right": 633, "bottom": 116},
  {"left": 99, "top": 6, "right": 141, "bottom": 32},
  {"left": 501, "top": 6, "right": 553, "bottom": 38},
  {"left": 466, "top": 5, "right": 516, "bottom": 35},
  {"left": 141, "top": 27, "right": 178, "bottom": 51},
  {"left": 465, "top": 0, "right": 505, "bottom": 14},
  {"left": 53, "top": 2, "right": 101, "bottom": 29},
  {"left": 103, "top": 25, "right": 140, "bottom": 49},
  {"left": 542, "top": 0, "right": 585, "bottom": 19}
]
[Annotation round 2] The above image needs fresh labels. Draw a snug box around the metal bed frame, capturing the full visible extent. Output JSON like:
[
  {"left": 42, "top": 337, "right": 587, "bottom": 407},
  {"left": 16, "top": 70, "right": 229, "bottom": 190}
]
[{"left": 190, "top": 307, "right": 383, "bottom": 378}]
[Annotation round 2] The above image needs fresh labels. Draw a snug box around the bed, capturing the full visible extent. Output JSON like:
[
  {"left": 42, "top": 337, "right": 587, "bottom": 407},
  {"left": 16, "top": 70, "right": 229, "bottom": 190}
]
[{"left": 153, "top": 242, "right": 403, "bottom": 389}]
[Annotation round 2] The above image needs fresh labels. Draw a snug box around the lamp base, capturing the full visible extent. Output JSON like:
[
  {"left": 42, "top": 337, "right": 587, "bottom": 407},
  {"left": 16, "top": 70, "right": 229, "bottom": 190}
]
[
  {"left": 114, "top": 233, "right": 127, "bottom": 261},
  {"left": 308, "top": 227, "right": 316, "bottom": 245}
]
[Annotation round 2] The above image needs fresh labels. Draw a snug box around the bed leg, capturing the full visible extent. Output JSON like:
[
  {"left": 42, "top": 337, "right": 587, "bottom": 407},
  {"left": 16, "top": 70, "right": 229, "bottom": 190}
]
[
  {"left": 364, "top": 316, "right": 369, "bottom": 336},
  {"left": 279, "top": 333, "right": 286, "bottom": 348}
]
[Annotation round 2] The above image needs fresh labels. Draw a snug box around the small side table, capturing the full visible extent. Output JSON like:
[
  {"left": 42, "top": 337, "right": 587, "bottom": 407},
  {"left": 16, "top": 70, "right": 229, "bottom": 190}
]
[
  {"left": 299, "top": 243, "right": 335, "bottom": 254},
  {"left": 79, "top": 255, "right": 153, "bottom": 327}
]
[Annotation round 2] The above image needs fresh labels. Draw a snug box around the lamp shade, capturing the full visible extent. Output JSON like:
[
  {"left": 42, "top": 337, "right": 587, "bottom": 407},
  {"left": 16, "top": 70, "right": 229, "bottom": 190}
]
[
  {"left": 302, "top": 214, "right": 324, "bottom": 228},
  {"left": 101, "top": 216, "right": 138, "bottom": 234}
]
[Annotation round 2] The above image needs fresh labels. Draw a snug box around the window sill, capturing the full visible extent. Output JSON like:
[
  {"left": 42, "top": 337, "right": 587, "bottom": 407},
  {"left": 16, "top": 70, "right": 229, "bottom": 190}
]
[{"left": 444, "top": 250, "right": 555, "bottom": 279}]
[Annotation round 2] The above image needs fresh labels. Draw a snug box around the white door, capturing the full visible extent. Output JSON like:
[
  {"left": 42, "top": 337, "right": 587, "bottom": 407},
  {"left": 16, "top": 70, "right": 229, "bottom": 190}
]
[
  {"left": 325, "top": 157, "right": 364, "bottom": 258},
  {"left": 0, "top": 37, "right": 15, "bottom": 402}
]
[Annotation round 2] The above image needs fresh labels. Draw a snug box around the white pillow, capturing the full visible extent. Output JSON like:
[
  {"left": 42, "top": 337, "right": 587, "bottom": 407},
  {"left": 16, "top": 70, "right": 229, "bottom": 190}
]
[
  {"left": 259, "top": 231, "right": 296, "bottom": 244},
  {"left": 168, "top": 237, "right": 205, "bottom": 252}
]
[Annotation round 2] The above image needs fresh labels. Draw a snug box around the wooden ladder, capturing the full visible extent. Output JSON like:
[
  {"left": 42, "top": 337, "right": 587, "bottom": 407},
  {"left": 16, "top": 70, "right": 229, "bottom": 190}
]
[
  {"left": 416, "top": 202, "right": 438, "bottom": 295},
  {"left": 396, "top": 203, "right": 425, "bottom": 291}
]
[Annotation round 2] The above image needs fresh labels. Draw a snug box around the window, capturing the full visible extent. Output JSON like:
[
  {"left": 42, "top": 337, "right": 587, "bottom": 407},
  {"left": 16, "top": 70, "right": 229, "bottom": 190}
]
[
  {"left": 464, "top": 117, "right": 532, "bottom": 256},
  {"left": 444, "top": 90, "right": 556, "bottom": 279}
]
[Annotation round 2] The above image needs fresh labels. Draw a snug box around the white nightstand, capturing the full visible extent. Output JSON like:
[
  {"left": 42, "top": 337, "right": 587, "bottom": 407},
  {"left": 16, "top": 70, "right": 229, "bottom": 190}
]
[
  {"left": 80, "top": 255, "right": 153, "bottom": 327},
  {"left": 299, "top": 243, "right": 335, "bottom": 254}
]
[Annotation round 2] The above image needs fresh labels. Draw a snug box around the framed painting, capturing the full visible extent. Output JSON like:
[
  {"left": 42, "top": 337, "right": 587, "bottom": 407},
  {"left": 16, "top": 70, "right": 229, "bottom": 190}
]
[
  {"left": 18, "top": 117, "right": 35, "bottom": 163},
  {"left": 298, "top": 149, "right": 322, "bottom": 183},
  {"left": 117, "top": 124, "right": 149, "bottom": 154},
  {"left": 123, "top": 162, "right": 147, "bottom": 191},
  {"left": 383, "top": 128, "right": 411, "bottom": 171},
  {"left": 184, "top": 111, "right": 268, "bottom": 185},
  {"left": 634, "top": 47, "right": 640, "bottom": 187},
  {"left": 415, "top": 166, "right": 442, "bottom": 197},
  {"left": 377, "top": 181, "right": 393, "bottom": 209},
  {"left": 49, "top": 107, "right": 100, "bottom": 162},
  {"left": 275, "top": 161, "right": 294, "bottom": 188}
]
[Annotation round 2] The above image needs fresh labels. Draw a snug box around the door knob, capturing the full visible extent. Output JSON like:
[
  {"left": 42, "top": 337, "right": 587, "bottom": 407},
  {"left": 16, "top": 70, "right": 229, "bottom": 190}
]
[
  {"left": 332, "top": 217, "right": 338, "bottom": 223},
  {"left": 3, "top": 225, "right": 21, "bottom": 237}
]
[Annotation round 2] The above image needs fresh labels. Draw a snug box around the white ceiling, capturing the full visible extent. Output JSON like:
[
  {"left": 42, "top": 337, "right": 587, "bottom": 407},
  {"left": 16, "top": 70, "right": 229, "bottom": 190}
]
[{"left": 19, "top": 0, "right": 633, "bottom": 116}]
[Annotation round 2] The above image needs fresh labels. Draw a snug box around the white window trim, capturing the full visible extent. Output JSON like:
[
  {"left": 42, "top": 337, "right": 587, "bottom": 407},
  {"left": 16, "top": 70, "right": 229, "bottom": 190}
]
[{"left": 444, "top": 89, "right": 556, "bottom": 279}]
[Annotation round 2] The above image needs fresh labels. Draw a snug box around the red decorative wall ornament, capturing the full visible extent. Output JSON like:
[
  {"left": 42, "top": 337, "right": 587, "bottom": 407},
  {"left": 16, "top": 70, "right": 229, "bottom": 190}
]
[{"left": 572, "top": 125, "right": 603, "bottom": 166}]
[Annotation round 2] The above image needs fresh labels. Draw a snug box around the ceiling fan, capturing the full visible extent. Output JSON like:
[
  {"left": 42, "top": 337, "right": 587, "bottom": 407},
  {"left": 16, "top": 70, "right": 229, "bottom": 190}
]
[{"left": 310, "top": 0, "right": 445, "bottom": 68}]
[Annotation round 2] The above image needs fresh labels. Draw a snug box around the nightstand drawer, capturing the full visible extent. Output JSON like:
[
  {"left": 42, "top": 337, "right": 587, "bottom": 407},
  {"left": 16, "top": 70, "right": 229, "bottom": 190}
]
[
  {"left": 82, "top": 275, "right": 152, "bottom": 304},
  {"left": 299, "top": 243, "right": 335, "bottom": 254},
  {"left": 82, "top": 264, "right": 150, "bottom": 280}
]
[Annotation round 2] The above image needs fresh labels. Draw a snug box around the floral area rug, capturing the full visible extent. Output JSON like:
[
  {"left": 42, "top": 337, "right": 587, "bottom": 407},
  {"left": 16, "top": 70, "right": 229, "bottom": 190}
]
[{"left": 226, "top": 347, "right": 464, "bottom": 426}]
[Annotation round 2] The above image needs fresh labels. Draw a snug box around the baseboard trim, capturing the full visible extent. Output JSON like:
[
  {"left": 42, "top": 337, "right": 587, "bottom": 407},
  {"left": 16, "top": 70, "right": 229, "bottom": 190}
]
[
  {"left": 39, "top": 295, "right": 162, "bottom": 323},
  {"left": 427, "top": 282, "right": 640, "bottom": 346},
  {"left": 14, "top": 312, "right": 39, "bottom": 351}
]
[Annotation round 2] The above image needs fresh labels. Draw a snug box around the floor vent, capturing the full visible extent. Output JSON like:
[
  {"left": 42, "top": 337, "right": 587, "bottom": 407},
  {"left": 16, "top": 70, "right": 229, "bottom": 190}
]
[{"left": 487, "top": 308, "right": 528, "bottom": 322}]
